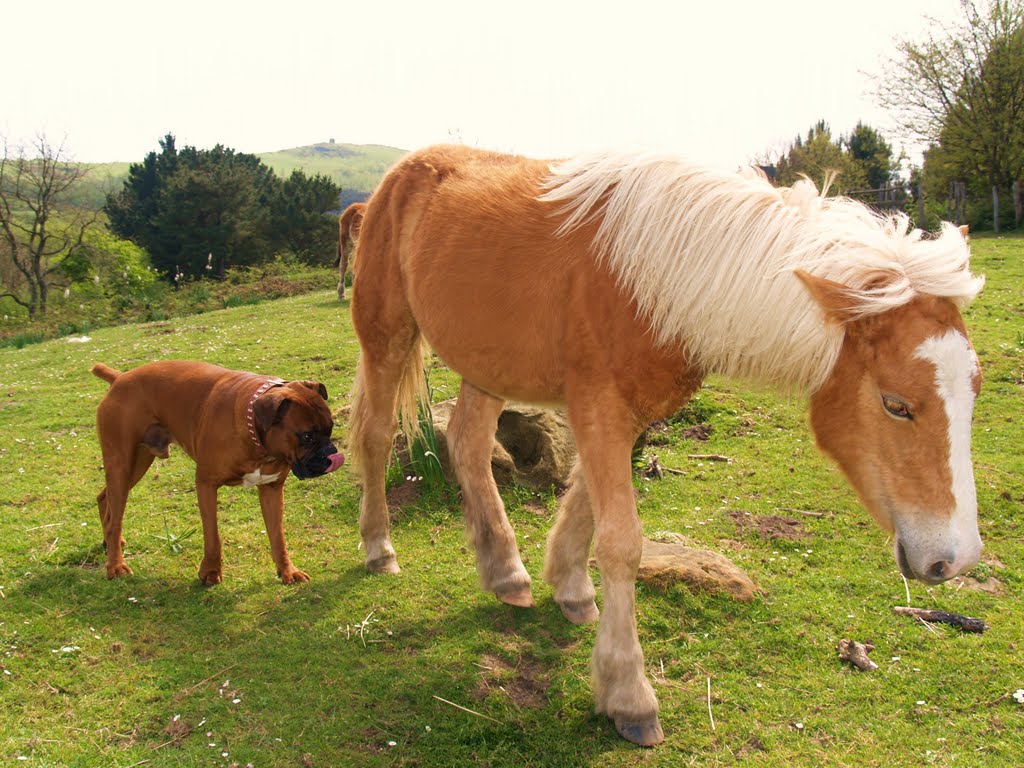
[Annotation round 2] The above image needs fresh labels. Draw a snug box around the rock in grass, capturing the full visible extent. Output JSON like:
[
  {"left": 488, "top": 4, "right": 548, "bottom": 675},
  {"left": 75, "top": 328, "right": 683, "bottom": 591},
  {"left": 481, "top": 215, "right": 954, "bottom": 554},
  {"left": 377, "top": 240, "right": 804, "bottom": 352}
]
[
  {"left": 637, "top": 539, "right": 758, "bottom": 601},
  {"left": 430, "top": 400, "right": 577, "bottom": 491}
]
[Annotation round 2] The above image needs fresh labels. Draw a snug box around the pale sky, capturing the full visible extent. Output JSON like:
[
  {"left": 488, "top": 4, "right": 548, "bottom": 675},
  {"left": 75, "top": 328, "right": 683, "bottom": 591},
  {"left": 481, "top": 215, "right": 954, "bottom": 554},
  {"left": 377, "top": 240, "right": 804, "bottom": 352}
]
[{"left": 5, "top": 0, "right": 964, "bottom": 170}]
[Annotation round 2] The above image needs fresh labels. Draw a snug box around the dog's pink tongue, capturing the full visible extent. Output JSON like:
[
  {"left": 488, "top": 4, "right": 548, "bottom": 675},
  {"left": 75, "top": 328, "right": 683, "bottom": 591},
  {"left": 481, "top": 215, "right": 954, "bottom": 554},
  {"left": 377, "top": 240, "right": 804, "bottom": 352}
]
[{"left": 326, "top": 452, "right": 345, "bottom": 473}]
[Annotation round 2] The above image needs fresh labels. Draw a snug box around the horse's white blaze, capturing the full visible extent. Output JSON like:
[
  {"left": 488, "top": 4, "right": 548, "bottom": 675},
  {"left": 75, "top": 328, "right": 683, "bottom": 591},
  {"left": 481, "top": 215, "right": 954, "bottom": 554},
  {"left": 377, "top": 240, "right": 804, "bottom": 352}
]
[{"left": 914, "top": 330, "right": 982, "bottom": 573}]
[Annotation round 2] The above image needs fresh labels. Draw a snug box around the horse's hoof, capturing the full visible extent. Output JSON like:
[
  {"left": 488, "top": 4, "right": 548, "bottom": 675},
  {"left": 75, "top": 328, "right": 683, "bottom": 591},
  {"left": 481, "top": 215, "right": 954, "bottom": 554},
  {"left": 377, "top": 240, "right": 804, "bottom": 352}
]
[
  {"left": 496, "top": 587, "right": 535, "bottom": 608},
  {"left": 366, "top": 555, "right": 401, "bottom": 574},
  {"left": 556, "top": 598, "right": 599, "bottom": 625},
  {"left": 615, "top": 715, "right": 664, "bottom": 747}
]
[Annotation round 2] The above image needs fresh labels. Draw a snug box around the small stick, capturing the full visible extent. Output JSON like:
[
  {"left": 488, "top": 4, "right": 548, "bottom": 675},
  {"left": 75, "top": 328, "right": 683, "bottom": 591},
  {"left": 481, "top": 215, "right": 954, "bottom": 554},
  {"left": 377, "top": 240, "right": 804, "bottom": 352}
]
[
  {"left": 175, "top": 663, "right": 239, "bottom": 699},
  {"left": 837, "top": 639, "right": 878, "bottom": 671},
  {"left": 432, "top": 695, "right": 502, "bottom": 724},
  {"left": 893, "top": 606, "right": 987, "bottom": 633},
  {"left": 706, "top": 677, "right": 716, "bottom": 731},
  {"left": 775, "top": 507, "right": 825, "bottom": 518},
  {"left": 688, "top": 454, "right": 731, "bottom": 462}
]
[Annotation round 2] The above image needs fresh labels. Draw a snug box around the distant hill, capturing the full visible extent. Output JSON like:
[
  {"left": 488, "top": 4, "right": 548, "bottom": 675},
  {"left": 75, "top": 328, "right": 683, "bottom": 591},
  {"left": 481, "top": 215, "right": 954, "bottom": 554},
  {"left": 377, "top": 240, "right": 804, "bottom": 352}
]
[
  {"left": 259, "top": 142, "right": 406, "bottom": 194},
  {"left": 74, "top": 142, "right": 407, "bottom": 211}
]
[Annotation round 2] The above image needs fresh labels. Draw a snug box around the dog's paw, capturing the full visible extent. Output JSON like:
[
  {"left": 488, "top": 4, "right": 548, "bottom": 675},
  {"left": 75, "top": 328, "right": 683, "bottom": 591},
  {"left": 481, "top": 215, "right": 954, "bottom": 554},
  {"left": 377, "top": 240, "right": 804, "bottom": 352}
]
[
  {"left": 198, "top": 569, "right": 222, "bottom": 586},
  {"left": 280, "top": 568, "right": 310, "bottom": 584},
  {"left": 106, "top": 562, "right": 133, "bottom": 579}
]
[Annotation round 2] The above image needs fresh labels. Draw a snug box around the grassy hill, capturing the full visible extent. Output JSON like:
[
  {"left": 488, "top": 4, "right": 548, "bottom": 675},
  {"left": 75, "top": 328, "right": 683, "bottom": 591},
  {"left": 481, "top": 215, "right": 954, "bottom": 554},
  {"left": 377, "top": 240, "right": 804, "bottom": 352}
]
[
  {"left": 258, "top": 142, "right": 406, "bottom": 194},
  {"left": 76, "top": 142, "right": 407, "bottom": 210}
]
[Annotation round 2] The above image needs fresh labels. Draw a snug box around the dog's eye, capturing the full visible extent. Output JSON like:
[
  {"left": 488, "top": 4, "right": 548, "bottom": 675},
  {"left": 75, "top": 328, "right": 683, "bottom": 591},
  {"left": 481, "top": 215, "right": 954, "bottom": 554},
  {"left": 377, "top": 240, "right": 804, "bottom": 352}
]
[
  {"left": 881, "top": 395, "right": 913, "bottom": 421},
  {"left": 299, "top": 432, "right": 316, "bottom": 446}
]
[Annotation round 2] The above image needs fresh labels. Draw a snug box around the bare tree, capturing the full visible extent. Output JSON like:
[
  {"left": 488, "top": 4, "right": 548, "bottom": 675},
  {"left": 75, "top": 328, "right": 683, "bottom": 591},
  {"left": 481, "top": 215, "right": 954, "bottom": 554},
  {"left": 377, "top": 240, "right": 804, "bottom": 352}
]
[{"left": 0, "top": 136, "right": 98, "bottom": 318}]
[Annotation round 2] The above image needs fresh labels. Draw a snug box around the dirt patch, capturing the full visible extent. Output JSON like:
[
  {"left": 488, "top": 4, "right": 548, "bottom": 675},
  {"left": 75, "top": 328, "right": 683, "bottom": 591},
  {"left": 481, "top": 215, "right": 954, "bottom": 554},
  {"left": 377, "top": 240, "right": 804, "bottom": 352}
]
[
  {"left": 473, "top": 653, "right": 549, "bottom": 709},
  {"left": 728, "top": 511, "right": 810, "bottom": 541},
  {"left": 738, "top": 736, "right": 768, "bottom": 758},
  {"left": 951, "top": 575, "right": 1005, "bottom": 595},
  {"left": 163, "top": 716, "right": 191, "bottom": 744},
  {"left": 682, "top": 423, "right": 713, "bottom": 441},
  {"left": 521, "top": 500, "right": 550, "bottom": 517},
  {"left": 386, "top": 480, "right": 421, "bottom": 510}
]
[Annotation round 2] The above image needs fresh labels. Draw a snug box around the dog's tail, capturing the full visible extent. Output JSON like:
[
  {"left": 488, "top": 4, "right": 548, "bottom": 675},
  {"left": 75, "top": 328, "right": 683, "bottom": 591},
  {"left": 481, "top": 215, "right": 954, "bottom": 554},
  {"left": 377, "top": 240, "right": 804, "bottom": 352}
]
[{"left": 91, "top": 363, "right": 121, "bottom": 385}]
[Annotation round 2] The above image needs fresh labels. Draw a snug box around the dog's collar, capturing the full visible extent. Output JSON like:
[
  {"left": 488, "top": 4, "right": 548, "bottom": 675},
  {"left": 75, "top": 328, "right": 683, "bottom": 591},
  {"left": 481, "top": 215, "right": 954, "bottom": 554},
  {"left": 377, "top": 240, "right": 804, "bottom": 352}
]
[{"left": 246, "top": 378, "right": 286, "bottom": 451}]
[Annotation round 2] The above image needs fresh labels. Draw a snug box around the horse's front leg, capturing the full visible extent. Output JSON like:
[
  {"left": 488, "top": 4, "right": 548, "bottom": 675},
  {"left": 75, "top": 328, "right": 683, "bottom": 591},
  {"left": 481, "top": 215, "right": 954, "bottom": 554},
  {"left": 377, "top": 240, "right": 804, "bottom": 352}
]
[
  {"left": 573, "top": 411, "right": 663, "bottom": 746},
  {"left": 544, "top": 461, "right": 599, "bottom": 624},
  {"left": 449, "top": 381, "right": 533, "bottom": 607}
]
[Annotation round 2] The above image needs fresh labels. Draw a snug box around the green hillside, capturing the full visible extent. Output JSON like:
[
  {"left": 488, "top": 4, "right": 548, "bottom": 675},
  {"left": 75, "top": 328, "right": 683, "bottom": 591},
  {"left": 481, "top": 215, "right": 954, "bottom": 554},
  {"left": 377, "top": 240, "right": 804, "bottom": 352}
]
[
  {"left": 76, "top": 142, "right": 407, "bottom": 211},
  {"left": 258, "top": 142, "right": 406, "bottom": 193}
]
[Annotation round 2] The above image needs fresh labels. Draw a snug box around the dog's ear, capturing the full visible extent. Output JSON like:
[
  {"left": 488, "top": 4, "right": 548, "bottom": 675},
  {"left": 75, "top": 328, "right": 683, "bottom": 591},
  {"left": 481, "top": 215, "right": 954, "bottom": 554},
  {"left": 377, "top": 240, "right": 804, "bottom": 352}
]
[
  {"left": 294, "top": 380, "right": 329, "bottom": 401},
  {"left": 253, "top": 389, "right": 293, "bottom": 433}
]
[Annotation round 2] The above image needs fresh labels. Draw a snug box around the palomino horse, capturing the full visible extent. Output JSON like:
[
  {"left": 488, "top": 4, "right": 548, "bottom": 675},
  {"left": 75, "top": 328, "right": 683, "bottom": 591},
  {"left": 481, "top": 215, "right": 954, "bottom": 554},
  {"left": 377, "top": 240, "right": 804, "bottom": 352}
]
[
  {"left": 347, "top": 145, "right": 984, "bottom": 745},
  {"left": 335, "top": 201, "right": 365, "bottom": 300}
]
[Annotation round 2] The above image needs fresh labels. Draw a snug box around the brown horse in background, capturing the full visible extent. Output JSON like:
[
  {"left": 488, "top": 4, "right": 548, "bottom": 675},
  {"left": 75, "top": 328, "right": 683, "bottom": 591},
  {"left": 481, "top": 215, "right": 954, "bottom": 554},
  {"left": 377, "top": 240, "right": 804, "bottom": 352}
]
[
  {"left": 335, "top": 201, "right": 365, "bottom": 300},
  {"left": 347, "top": 144, "right": 984, "bottom": 745}
]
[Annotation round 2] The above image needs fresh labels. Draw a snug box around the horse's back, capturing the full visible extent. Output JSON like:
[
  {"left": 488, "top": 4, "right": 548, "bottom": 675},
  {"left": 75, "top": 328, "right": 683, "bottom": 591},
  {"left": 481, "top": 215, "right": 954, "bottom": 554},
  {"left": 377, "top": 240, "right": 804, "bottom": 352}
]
[{"left": 354, "top": 146, "right": 578, "bottom": 402}]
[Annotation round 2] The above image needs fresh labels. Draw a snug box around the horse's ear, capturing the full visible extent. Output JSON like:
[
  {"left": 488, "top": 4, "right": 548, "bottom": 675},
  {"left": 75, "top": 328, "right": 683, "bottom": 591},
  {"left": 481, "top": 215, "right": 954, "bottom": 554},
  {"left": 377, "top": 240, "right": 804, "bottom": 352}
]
[
  {"left": 958, "top": 224, "right": 970, "bottom": 241},
  {"left": 794, "top": 269, "right": 861, "bottom": 325}
]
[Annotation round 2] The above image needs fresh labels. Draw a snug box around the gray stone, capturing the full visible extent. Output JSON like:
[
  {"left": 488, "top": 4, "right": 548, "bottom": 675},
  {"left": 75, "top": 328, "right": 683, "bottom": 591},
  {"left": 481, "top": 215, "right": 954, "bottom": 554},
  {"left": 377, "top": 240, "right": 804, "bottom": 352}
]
[{"left": 430, "top": 399, "right": 577, "bottom": 491}]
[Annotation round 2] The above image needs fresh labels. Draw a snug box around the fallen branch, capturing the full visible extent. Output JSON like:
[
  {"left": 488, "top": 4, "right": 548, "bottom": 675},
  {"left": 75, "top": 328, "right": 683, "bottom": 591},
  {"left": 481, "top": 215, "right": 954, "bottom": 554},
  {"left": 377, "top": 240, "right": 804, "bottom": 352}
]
[
  {"left": 893, "top": 606, "right": 987, "bottom": 633},
  {"left": 643, "top": 456, "right": 686, "bottom": 479},
  {"left": 837, "top": 639, "right": 878, "bottom": 671},
  {"left": 688, "top": 454, "right": 731, "bottom": 463}
]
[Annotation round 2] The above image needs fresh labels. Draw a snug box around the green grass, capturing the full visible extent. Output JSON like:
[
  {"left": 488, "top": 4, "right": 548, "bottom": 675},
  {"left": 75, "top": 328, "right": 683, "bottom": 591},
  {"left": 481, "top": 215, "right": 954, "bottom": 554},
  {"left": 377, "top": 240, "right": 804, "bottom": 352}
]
[{"left": 0, "top": 237, "right": 1021, "bottom": 766}]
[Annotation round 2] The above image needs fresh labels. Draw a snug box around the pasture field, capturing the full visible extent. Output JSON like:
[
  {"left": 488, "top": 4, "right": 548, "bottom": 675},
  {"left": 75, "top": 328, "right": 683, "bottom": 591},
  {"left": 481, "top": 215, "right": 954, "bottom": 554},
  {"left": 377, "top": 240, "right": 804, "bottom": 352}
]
[{"left": 0, "top": 236, "right": 1021, "bottom": 767}]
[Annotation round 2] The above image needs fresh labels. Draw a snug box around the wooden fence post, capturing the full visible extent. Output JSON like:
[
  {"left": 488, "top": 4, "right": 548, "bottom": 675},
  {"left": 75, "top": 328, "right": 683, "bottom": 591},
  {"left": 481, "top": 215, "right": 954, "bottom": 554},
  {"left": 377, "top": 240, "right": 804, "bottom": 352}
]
[
  {"left": 1014, "top": 180, "right": 1021, "bottom": 229},
  {"left": 993, "top": 186, "right": 999, "bottom": 234},
  {"left": 918, "top": 181, "right": 925, "bottom": 230}
]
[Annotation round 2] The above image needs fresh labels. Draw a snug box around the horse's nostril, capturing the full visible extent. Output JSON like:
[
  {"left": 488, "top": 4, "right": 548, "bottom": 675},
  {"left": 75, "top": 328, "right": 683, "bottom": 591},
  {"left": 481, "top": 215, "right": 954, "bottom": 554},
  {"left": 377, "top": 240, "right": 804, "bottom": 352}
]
[{"left": 927, "top": 560, "right": 955, "bottom": 582}]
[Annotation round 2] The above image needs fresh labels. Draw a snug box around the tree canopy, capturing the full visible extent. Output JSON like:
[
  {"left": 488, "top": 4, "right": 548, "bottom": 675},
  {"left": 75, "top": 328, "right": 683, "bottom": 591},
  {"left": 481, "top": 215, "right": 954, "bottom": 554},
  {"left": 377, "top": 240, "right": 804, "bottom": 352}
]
[
  {"left": 877, "top": 0, "right": 1024, "bottom": 206},
  {"left": 765, "top": 120, "right": 897, "bottom": 192},
  {"left": 106, "top": 134, "right": 341, "bottom": 280}
]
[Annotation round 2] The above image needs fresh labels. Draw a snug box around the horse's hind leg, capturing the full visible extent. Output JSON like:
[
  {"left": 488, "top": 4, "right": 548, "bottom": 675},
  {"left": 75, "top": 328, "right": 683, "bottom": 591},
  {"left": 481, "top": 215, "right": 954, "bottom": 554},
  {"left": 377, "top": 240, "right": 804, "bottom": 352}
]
[
  {"left": 350, "top": 352, "right": 409, "bottom": 574},
  {"left": 544, "top": 460, "right": 598, "bottom": 624},
  {"left": 449, "top": 381, "right": 533, "bottom": 607}
]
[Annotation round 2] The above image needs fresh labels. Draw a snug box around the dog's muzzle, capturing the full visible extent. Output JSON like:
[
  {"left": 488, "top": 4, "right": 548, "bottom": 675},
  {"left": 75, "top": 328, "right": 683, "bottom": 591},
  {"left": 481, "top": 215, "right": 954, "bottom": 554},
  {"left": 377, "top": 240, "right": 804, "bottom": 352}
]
[{"left": 292, "top": 443, "right": 345, "bottom": 480}]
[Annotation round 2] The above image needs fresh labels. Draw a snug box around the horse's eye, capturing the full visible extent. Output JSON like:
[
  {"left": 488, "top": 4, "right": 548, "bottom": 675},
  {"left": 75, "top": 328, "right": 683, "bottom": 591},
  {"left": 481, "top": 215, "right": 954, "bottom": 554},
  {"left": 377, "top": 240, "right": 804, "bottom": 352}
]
[{"left": 881, "top": 395, "right": 913, "bottom": 420}]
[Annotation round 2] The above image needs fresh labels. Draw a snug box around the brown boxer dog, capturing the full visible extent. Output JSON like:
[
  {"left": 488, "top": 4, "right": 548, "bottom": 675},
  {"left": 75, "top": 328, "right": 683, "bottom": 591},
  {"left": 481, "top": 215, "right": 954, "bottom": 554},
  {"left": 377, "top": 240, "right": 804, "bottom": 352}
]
[{"left": 92, "top": 361, "right": 344, "bottom": 585}]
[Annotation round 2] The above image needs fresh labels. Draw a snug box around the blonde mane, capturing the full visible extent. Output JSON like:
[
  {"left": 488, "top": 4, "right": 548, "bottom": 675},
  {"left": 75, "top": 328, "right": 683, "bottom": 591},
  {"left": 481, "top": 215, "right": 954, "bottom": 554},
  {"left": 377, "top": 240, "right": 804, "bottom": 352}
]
[{"left": 540, "top": 151, "right": 984, "bottom": 392}]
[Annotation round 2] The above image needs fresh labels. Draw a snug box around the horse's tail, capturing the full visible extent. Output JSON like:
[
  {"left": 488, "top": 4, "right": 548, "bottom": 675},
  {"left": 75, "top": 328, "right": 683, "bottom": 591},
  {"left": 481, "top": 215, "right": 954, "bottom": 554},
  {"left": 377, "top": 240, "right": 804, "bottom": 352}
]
[
  {"left": 347, "top": 338, "right": 429, "bottom": 478},
  {"left": 91, "top": 363, "right": 121, "bottom": 385}
]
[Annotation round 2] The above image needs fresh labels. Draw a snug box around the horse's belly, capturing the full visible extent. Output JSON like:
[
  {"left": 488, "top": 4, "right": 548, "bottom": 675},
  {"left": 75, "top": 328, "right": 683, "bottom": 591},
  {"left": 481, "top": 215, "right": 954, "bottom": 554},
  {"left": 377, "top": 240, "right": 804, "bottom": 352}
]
[{"left": 406, "top": 255, "right": 568, "bottom": 405}]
